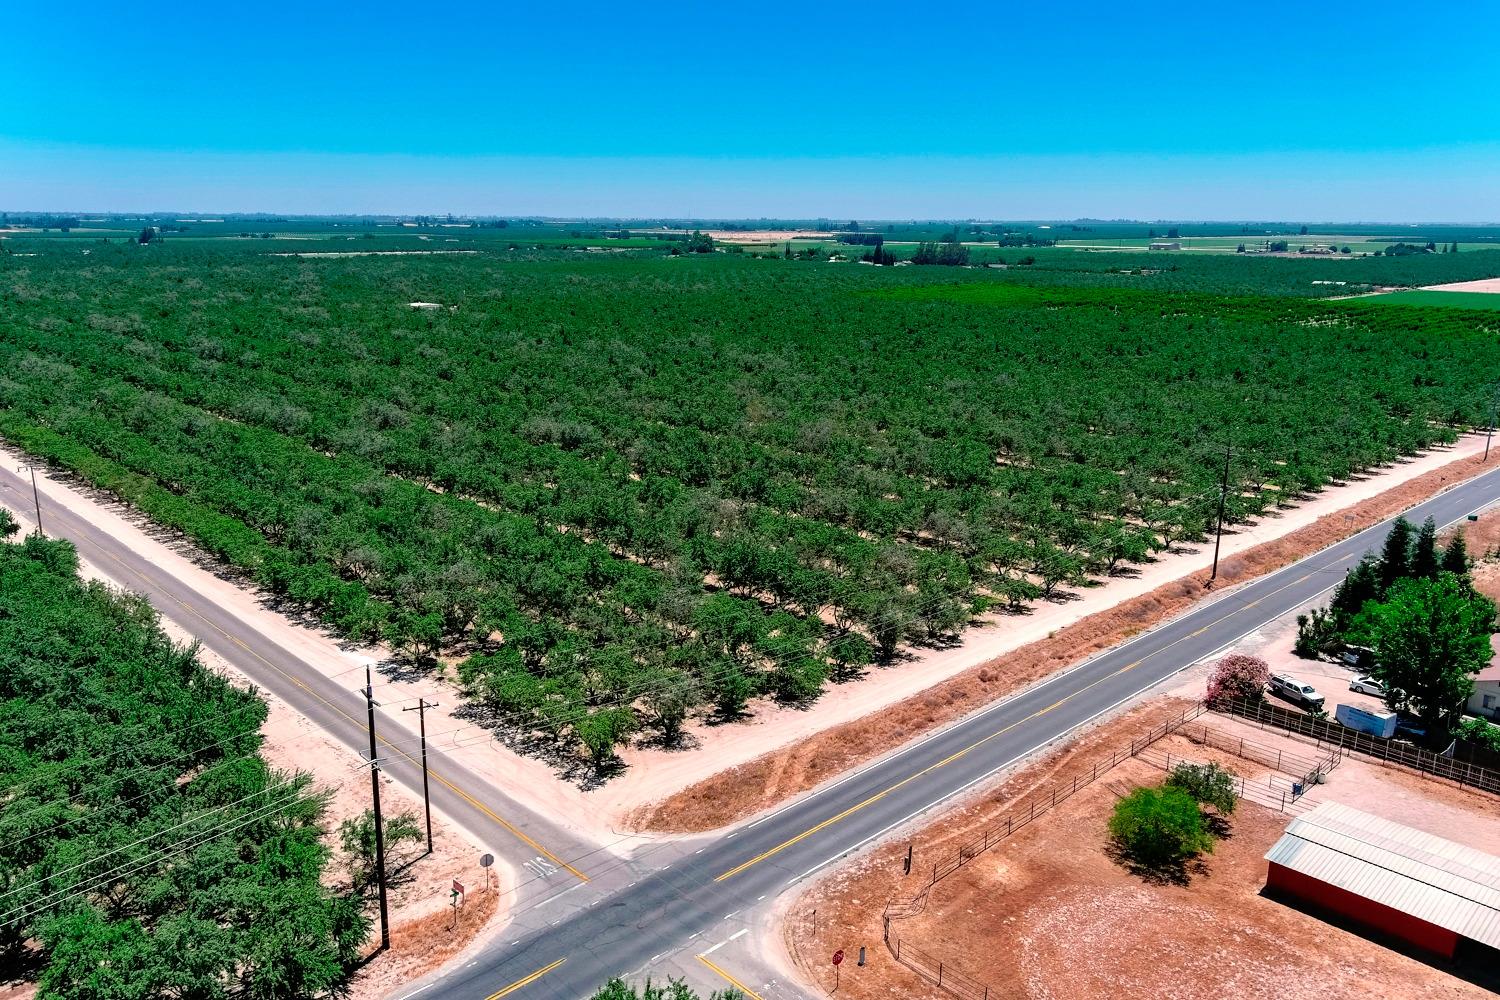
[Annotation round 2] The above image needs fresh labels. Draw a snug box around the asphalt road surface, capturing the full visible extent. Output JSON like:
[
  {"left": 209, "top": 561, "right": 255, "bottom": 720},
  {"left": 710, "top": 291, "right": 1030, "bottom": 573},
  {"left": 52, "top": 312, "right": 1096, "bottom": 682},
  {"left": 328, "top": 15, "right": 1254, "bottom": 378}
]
[{"left": 5, "top": 459, "right": 1499, "bottom": 1000}]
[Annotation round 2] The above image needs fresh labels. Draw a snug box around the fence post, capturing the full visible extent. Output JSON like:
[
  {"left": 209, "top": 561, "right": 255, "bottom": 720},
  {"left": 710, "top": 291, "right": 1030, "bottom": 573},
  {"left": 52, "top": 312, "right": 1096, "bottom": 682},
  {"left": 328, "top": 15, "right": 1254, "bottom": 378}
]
[{"left": 938, "top": 962, "right": 944, "bottom": 986}]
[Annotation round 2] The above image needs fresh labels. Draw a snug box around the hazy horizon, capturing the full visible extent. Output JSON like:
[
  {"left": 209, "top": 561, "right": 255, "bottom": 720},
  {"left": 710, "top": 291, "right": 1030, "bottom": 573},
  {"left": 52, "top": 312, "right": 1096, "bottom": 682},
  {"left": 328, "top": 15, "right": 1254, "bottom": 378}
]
[{"left": 7, "top": 1, "right": 1498, "bottom": 220}]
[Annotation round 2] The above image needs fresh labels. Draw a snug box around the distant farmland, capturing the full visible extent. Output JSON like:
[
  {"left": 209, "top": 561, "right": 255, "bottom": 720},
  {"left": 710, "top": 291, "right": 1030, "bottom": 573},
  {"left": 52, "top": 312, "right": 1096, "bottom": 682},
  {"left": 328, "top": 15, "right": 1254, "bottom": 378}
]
[
  {"left": 1361, "top": 289, "right": 1500, "bottom": 309},
  {"left": 3, "top": 240, "right": 1499, "bottom": 773}
]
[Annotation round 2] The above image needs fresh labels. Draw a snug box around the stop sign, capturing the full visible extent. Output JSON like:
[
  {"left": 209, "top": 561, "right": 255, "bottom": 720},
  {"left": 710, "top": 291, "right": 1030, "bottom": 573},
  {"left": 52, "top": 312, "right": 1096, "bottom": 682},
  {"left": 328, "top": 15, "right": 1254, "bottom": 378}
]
[{"left": 832, "top": 949, "right": 845, "bottom": 966}]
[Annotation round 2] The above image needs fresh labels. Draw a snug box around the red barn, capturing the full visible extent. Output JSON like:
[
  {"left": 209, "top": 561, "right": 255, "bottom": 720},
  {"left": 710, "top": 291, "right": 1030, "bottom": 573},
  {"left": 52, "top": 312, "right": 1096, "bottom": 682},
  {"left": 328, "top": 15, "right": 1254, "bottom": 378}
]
[{"left": 1264, "top": 801, "right": 1500, "bottom": 959}]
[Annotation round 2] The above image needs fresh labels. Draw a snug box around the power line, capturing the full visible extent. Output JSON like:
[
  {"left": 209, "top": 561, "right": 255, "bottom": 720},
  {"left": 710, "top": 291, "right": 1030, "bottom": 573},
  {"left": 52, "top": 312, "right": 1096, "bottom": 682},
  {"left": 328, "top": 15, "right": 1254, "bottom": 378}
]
[
  {"left": 0, "top": 774, "right": 307, "bottom": 906},
  {"left": 1, "top": 790, "right": 308, "bottom": 930}
]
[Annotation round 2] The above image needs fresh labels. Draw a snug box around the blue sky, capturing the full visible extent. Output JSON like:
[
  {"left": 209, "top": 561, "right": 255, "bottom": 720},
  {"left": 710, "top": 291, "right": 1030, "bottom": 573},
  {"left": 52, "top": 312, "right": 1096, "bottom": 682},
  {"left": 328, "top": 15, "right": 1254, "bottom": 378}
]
[{"left": 4, "top": 2, "right": 1498, "bottom": 218}]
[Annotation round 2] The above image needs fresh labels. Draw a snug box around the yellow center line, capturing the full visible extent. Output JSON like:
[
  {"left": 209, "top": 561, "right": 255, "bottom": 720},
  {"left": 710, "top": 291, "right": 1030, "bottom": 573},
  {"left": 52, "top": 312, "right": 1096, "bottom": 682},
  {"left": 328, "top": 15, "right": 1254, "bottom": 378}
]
[
  {"left": 696, "top": 955, "right": 765, "bottom": 1000},
  {"left": 713, "top": 565, "right": 1325, "bottom": 882},
  {"left": 89, "top": 543, "right": 588, "bottom": 881},
  {"left": 486, "top": 958, "right": 566, "bottom": 999}
]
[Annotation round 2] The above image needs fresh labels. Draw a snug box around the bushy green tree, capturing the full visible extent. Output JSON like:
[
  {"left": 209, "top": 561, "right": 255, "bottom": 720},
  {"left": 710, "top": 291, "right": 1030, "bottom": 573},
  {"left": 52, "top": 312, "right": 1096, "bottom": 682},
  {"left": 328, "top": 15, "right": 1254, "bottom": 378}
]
[
  {"left": 1456, "top": 716, "right": 1500, "bottom": 752},
  {"left": 1165, "top": 762, "right": 1238, "bottom": 814},
  {"left": 1108, "top": 787, "right": 1214, "bottom": 869},
  {"left": 1355, "top": 573, "right": 1497, "bottom": 740},
  {"left": 0, "top": 539, "right": 364, "bottom": 998}
]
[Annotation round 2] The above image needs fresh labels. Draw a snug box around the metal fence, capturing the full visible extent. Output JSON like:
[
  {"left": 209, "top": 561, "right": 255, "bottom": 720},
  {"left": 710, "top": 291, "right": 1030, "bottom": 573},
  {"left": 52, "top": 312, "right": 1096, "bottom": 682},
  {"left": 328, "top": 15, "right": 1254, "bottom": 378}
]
[{"left": 1215, "top": 698, "right": 1500, "bottom": 795}]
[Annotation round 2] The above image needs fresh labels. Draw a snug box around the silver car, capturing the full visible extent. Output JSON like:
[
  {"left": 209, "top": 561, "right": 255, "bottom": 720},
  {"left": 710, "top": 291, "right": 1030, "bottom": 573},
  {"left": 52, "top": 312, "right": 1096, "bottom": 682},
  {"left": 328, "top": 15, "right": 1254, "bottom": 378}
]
[{"left": 1349, "top": 675, "right": 1384, "bottom": 697}]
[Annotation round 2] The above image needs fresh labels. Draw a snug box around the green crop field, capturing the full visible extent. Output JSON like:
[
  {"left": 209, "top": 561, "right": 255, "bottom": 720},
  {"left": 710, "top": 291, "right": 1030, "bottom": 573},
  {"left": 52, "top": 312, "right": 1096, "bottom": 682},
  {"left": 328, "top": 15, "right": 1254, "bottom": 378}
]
[
  {"left": 4, "top": 234, "right": 1500, "bottom": 776},
  {"left": 1359, "top": 289, "right": 1500, "bottom": 310}
]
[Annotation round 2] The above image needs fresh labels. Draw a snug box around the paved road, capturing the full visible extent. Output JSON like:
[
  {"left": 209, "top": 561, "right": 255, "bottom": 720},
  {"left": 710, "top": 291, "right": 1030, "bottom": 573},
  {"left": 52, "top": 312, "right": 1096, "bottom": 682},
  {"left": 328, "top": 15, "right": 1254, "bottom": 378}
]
[{"left": 6, "top": 459, "right": 1499, "bottom": 1000}]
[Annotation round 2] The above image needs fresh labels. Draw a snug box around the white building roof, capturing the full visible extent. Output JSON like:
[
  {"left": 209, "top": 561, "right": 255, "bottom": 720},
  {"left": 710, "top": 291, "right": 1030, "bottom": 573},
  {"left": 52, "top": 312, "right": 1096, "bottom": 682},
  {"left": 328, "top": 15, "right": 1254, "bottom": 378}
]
[{"left": 1265, "top": 800, "right": 1500, "bottom": 948}]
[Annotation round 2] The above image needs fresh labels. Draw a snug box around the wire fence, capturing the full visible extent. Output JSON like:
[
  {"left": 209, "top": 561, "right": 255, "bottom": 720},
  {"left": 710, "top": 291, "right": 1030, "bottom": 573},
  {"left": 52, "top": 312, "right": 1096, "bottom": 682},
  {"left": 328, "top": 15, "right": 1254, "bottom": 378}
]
[
  {"left": 887, "top": 938, "right": 992, "bottom": 1000},
  {"left": 880, "top": 697, "right": 1495, "bottom": 1000},
  {"left": 1215, "top": 698, "right": 1500, "bottom": 795}
]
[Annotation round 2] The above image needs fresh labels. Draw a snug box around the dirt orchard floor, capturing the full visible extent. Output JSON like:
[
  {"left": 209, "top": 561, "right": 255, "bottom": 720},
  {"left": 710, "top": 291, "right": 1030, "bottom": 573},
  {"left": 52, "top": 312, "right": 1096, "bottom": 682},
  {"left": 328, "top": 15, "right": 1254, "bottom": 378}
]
[
  {"left": 0, "top": 502, "right": 511, "bottom": 1000},
  {"left": 633, "top": 439, "right": 1499, "bottom": 833},
  {"left": 783, "top": 703, "right": 1500, "bottom": 1000}
]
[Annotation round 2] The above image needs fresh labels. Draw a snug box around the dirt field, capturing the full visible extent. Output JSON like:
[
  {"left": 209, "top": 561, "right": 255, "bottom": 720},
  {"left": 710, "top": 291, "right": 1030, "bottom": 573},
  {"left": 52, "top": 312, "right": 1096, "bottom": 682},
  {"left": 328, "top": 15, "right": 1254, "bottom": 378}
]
[
  {"left": 632, "top": 440, "right": 1497, "bottom": 832},
  {"left": 784, "top": 705, "right": 1500, "bottom": 1000},
  {"left": 1421, "top": 277, "right": 1500, "bottom": 293},
  {"left": 703, "top": 229, "right": 835, "bottom": 243}
]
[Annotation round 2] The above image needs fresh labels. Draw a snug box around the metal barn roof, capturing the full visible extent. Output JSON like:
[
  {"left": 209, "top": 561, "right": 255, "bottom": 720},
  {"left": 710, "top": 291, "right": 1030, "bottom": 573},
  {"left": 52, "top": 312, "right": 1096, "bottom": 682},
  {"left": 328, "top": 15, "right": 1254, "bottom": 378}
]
[{"left": 1265, "top": 801, "right": 1500, "bottom": 949}]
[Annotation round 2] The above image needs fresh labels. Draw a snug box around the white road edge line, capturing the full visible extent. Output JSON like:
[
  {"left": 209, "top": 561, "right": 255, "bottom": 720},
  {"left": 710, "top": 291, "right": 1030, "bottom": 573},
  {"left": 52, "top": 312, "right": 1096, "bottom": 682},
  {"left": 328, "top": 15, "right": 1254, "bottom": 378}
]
[{"left": 532, "top": 882, "right": 586, "bottom": 909}]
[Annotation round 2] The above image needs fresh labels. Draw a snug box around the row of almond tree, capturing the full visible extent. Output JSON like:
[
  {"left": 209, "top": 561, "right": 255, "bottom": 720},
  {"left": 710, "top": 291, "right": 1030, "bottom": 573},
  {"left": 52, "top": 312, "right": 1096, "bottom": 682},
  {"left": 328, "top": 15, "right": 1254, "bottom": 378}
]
[{"left": 2, "top": 248, "right": 1497, "bottom": 773}]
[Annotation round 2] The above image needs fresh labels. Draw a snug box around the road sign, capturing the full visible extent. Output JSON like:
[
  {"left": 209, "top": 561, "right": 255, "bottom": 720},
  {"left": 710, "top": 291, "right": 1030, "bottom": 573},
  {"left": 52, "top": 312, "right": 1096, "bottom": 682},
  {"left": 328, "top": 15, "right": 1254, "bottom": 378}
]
[
  {"left": 832, "top": 949, "right": 844, "bottom": 967},
  {"left": 480, "top": 853, "right": 495, "bottom": 868},
  {"left": 453, "top": 879, "right": 465, "bottom": 896}
]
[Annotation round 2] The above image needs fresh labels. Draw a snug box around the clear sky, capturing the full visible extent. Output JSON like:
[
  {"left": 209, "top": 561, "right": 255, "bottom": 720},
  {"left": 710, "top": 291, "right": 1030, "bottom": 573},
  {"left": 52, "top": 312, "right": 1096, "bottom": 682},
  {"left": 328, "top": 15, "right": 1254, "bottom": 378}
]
[{"left": 5, "top": 1, "right": 1498, "bottom": 219}]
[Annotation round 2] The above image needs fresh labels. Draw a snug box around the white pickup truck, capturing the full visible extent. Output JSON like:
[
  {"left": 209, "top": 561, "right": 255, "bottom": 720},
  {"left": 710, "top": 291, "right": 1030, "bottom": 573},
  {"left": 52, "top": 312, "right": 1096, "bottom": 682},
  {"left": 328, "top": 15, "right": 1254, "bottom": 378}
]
[{"left": 1269, "top": 673, "right": 1325, "bottom": 711}]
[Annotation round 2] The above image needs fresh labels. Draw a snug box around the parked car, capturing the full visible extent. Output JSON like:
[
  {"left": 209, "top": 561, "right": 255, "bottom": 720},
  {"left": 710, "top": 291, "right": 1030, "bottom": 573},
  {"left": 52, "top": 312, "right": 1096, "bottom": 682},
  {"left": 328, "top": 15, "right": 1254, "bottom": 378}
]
[
  {"left": 1269, "top": 673, "right": 1326, "bottom": 710},
  {"left": 1337, "top": 647, "right": 1374, "bottom": 670},
  {"left": 1348, "top": 675, "right": 1384, "bottom": 697}
]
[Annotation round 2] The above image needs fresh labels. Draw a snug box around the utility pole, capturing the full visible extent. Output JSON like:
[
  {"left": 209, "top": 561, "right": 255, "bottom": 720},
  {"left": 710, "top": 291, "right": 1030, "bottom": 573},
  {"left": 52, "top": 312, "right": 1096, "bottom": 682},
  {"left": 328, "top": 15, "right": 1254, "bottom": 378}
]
[
  {"left": 401, "top": 697, "right": 439, "bottom": 855},
  {"left": 364, "top": 666, "right": 391, "bottom": 952},
  {"left": 19, "top": 463, "right": 43, "bottom": 538},
  {"left": 1482, "top": 386, "right": 1494, "bottom": 464},
  {"left": 1209, "top": 444, "right": 1233, "bottom": 585}
]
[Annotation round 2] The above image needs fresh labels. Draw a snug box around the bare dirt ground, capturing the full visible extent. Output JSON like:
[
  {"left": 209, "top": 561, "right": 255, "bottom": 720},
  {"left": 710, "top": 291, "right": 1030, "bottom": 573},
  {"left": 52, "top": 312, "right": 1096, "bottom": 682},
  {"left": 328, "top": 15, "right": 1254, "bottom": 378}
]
[
  {"left": 267, "top": 250, "right": 479, "bottom": 257},
  {"left": 2, "top": 435, "right": 1493, "bottom": 845},
  {"left": 703, "top": 230, "right": 835, "bottom": 243},
  {"left": 1421, "top": 277, "right": 1500, "bottom": 293},
  {"left": 783, "top": 704, "right": 1500, "bottom": 1000},
  {"left": 631, "top": 438, "right": 1496, "bottom": 832},
  {"left": 0, "top": 503, "right": 510, "bottom": 1000}
]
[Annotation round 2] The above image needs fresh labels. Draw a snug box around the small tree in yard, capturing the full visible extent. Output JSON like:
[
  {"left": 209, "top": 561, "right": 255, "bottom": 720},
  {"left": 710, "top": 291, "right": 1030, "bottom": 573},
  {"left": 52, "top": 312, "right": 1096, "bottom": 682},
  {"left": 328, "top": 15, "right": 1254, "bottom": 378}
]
[
  {"left": 1108, "top": 787, "right": 1214, "bottom": 870},
  {"left": 1205, "top": 653, "right": 1270, "bottom": 708},
  {"left": 1165, "top": 761, "right": 1238, "bottom": 815},
  {"left": 1456, "top": 717, "right": 1500, "bottom": 752}
]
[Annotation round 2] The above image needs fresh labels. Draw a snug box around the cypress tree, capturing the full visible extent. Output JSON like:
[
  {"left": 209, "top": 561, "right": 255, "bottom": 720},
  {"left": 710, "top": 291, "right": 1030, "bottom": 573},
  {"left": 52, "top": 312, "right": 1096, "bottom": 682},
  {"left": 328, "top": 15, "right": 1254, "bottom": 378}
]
[
  {"left": 1378, "top": 516, "right": 1414, "bottom": 592},
  {"left": 1331, "top": 555, "right": 1382, "bottom": 621},
  {"left": 1411, "top": 516, "right": 1440, "bottom": 579},
  {"left": 1441, "top": 531, "right": 1471, "bottom": 577}
]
